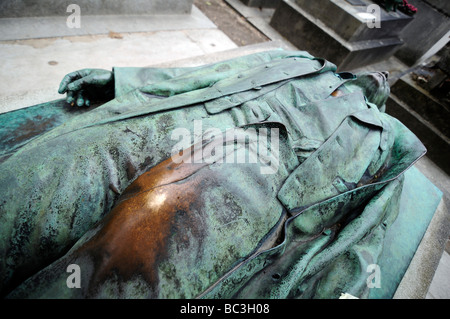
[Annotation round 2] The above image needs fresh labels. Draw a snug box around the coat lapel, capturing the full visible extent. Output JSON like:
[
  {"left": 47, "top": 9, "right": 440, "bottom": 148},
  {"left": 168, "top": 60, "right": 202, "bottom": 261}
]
[{"left": 277, "top": 106, "right": 385, "bottom": 212}]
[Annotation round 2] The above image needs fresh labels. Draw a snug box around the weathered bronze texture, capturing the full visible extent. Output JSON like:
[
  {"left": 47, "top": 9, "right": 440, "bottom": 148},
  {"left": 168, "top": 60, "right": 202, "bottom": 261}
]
[{"left": 0, "top": 50, "right": 426, "bottom": 298}]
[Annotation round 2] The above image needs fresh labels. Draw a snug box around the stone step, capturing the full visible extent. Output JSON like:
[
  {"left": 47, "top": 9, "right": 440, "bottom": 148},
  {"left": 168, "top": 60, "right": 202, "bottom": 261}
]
[
  {"left": 239, "top": 0, "right": 281, "bottom": 8},
  {"left": 0, "top": 0, "right": 193, "bottom": 17},
  {"left": 293, "top": 0, "right": 413, "bottom": 42},
  {"left": 390, "top": 74, "right": 450, "bottom": 140},
  {"left": 270, "top": 0, "right": 404, "bottom": 70},
  {"left": 386, "top": 93, "right": 450, "bottom": 175},
  {"left": 424, "top": 0, "right": 450, "bottom": 14}
]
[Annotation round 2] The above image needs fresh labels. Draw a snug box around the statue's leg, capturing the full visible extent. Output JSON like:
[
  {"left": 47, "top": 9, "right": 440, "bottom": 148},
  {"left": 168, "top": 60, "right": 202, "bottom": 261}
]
[
  {"left": 0, "top": 113, "right": 180, "bottom": 296},
  {"left": 0, "top": 122, "right": 137, "bottom": 296},
  {"left": 6, "top": 123, "right": 296, "bottom": 298},
  {"left": 0, "top": 102, "right": 244, "bottom": 297}
]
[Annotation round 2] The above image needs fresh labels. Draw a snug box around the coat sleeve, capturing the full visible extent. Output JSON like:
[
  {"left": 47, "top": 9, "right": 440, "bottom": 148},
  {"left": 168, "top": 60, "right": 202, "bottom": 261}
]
[{"left": 112, "top": 50, "right": 319, "bottom": 97}]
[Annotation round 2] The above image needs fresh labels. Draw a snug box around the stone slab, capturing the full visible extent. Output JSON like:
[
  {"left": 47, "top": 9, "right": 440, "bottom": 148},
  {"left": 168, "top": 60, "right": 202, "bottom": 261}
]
[
  {"left": 0, "top": 11, "right": 237, "bottom": 114},
  {"left": 229, "top": 0, "right": 277, "bottom": 20},
  {"left": 390, "top": 74, "right": 450, "bottom": 139},
  {"left": 386, "top": 94, "right": 450, "bottom": 175},
  {"left": 0, "top": 0, "right": 193, "bottom": 17},
  {"left": 239, "top": 0, "right": 281, "bottom": 8},
  {"left": 0, "top": 40, "right": 292, "bottom": 115},
  {"left": 437, "top": 44, "right": 450, "bottom": 76},
  {"left": 0, "top": 6, "right": 215, "bottom": 41},
  {"left": 427, "top": 250, "right": 450, "bottom": 298},
  {"left": 225, "top": 0, "right": 297, "bottom": 48},
  {"left": 395, "top": 196, "right": 450, "bottom": 299},
  {"left": 153, "top": 40, "right": 295, "bottom": 68},
  {"left": 394, "top": 0, "right": 450, "bottom": 66},
  {"left": 292, "top": 0, "right": 413, "bottom": 42},
  {"left": 270, "top": 0, "right": 403, "bottom": 70},
  {"left": 424, "top": 0, "right": 450, "bottom": 15}
]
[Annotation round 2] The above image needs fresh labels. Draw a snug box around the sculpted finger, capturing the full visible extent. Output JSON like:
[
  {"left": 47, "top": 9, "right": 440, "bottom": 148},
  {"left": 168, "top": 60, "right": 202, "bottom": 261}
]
[
  {"left": 76, "top": 90, "right": 85, "bottom": 107},
  {"left": 58, "top": 71, "right": 83, "bottom": 94},
  {"left": 60, "top": 69, "right": 95, "bottom": 93},
  {"left": 66, "top": 90, "right": 75, "bottom": 105},
  {"left": 67, "top": 76, "right": 90, "bottom": 92}
]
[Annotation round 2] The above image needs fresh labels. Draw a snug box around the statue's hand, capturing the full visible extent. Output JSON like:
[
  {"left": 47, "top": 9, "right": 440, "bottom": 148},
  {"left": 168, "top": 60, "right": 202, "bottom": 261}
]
[{"left": 58, "top": 69, "right": 114, "bottom": 107}]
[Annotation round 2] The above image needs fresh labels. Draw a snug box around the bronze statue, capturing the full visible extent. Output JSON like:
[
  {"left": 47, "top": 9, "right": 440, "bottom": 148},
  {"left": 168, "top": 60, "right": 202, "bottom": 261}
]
[{"left": 0, "top": 50, "right": 425, "bottom": 298}]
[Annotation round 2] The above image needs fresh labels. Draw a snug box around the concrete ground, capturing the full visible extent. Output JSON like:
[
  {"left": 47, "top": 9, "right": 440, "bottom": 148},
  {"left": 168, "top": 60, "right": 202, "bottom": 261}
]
[
  {"left": 0, "top": 6, "right": 239, "bottom": 113},
  {"left": 0, "top": 0, "right": 449, "bottom": 299}
]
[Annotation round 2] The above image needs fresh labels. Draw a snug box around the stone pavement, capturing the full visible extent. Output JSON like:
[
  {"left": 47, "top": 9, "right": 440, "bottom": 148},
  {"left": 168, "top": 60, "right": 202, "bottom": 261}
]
[
  {"left": 0, "top": 0, "right": 448, "bottom": 299},
  {"left": 0, "top": 6, "right": 237, "bottom": 114}
]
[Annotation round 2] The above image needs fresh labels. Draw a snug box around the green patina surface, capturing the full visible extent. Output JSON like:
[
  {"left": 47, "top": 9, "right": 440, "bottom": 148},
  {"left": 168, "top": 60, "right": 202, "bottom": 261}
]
[
  {"left": 370, "top": 166, "right": 442, "bottom": 299},
  {"left": 0, "top": 50, "right": 441, "bottom": 299}
]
